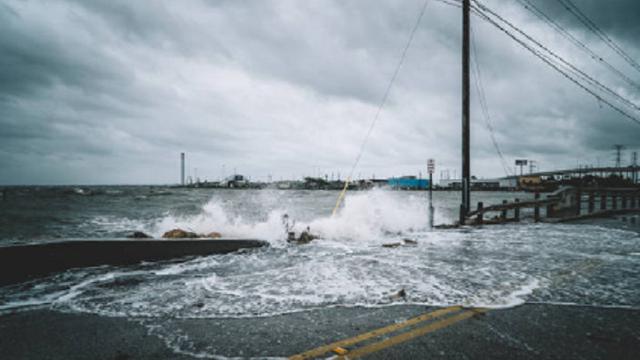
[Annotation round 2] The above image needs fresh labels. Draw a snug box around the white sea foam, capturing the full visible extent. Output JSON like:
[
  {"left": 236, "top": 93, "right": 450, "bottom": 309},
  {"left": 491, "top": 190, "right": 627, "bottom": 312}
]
[{"left": 1, "top": 189, "right": 638, "bottom": 321}]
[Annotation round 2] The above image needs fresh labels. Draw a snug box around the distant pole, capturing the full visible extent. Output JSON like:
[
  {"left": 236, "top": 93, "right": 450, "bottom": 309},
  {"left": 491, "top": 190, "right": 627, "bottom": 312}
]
[
  {"left": 180, "top": 152, "right": 185, "bottom": 186},
  {"left": 460, "top": 0, "right": 471, "bottom": 224},
  {"left": 428, "top": 159, "right": 435, "bottom": 229}
]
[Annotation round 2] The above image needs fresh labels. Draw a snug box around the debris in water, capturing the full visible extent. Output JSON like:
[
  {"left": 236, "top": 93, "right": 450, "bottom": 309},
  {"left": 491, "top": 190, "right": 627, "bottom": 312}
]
[
  {"left": 382, "top": 242, "right": 402, "bottom": 248},
  {"left": 390, "top": 288, "right": 407, "bottom": 301},
  {"left": 403, "top": 238, "right": 418, "bottom": 245}
]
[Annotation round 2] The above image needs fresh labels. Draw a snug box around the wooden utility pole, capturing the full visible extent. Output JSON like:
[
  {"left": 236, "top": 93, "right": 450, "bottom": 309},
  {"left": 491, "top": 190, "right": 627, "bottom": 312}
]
[{"left": 460, "top": 0, "right": 471, "bottom": 223}]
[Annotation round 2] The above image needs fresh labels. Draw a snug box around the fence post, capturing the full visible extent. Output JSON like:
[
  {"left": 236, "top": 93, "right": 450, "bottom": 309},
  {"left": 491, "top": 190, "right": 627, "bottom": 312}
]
[
  {"left": 514, "top": 198, "right": 520, "bottom": 221},
  {"left": 476, "top": 202, "right": 483, "bottom": 225},
  {"left": 501, "top": 200, "right": 508, "bottom": 221},
  {"left": 534, "top": 192, "right": 540, "bottom": 222},
  {"left": 588, "top": 191, "right": 595, "bottom": 213}
]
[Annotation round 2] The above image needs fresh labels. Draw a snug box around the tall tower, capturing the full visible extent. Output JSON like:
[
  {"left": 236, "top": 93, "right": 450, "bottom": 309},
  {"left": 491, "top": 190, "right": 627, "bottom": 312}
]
[
  {"left": 180, "top": 152, "right": 185, "bottom": 186},
  {"left": 614, "top": 144, "right": 624, "bottom": 168}
]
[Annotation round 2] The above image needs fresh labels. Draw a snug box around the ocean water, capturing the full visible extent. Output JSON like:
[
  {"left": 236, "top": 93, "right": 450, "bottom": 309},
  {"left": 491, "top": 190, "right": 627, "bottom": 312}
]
[{"left": 0, "top": 186, "right": 639, "bottom": 319}]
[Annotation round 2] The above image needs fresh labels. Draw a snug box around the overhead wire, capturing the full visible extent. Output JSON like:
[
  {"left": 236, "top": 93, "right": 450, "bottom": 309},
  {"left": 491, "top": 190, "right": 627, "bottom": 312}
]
[
  {"left": 332, "top": 0, "right": 431, "bottom": 216},
  {"left": 473, "top": 0, "right": 640, "bottom": 114},
  {"left": 467, "top": 0, "right": 640, "bottom": 127},
  {"left": 470, "top": 28, "right": 512, "bottom": 176},
  {"left": 516, "top": 0, "right": 640, "bottom": 91},
  {"left": 556, "top": 0, "right": 640, "bottom": 74}
]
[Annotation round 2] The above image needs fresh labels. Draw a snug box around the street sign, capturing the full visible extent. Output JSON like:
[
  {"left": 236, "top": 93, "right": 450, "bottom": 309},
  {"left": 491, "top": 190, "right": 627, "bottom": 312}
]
[
  {"left": 515, "top": 159, "right": 528, "bottom": 166},
  {"left": 427, "top": 159, "right": 435, "bottom": 174}
]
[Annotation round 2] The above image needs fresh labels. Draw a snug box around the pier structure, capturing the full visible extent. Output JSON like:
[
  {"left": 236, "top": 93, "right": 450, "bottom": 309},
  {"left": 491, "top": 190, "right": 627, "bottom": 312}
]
[{"left": 461, "top": 186, "right": 640, "bottom": 226}]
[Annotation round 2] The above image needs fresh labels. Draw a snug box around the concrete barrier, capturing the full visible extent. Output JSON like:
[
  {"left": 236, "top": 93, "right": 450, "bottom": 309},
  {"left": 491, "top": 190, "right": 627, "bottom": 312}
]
[{"left": 0, "top": 239, "right": 268, "bottom": 286}]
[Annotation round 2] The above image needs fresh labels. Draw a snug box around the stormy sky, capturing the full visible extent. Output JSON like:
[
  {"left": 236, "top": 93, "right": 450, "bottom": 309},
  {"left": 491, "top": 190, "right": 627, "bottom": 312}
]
[{"left": 1, "top": 0, "right": 639, "bottom": 185}]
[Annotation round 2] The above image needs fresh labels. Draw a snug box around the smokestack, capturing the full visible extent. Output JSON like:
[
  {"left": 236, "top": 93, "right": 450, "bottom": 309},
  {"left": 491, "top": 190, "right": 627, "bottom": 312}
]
[{"left": 180, "top": 152, "right": 185, "bottom": 185}]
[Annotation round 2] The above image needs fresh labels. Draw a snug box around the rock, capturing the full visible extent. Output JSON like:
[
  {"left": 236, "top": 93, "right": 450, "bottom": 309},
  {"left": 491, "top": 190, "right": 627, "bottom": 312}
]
[
  {"left": 162, "top": 229, "right": 199, "bottom": 239},
  {"left": 297, "top": 231, "right": 316, "bottom": 244},
  {"left": 382, "top": 242, "right": 402, "bottom": 248},
  {"left": 288, "top": 227, "right": 318, "bottom": 244},
  {"left": 127, "top": 231, "right": 152, "bottom": 239},
  {"left": 403, "top": 238, "right": 418, "bottom": 245},
  {"left": 206, "top": 231, "right": 222, "bottom": 239}
]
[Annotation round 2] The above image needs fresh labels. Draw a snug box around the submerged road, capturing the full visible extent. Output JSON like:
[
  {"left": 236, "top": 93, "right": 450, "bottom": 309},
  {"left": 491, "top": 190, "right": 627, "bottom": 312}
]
[{"left": 1, "top": 303, "right": 638, "bottom": 359}]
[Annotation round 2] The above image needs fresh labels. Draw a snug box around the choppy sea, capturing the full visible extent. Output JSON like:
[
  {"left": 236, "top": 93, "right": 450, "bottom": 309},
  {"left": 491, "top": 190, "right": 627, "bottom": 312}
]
[{"left": 0, "top": 186, "right": 638, "bottom": 356}]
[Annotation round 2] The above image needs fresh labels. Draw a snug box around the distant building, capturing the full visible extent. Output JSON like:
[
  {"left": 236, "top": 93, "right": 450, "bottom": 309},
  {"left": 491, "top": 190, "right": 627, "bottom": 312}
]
[
  {"left": 221, "top": 174, "right": 249, "bottom": 188},
  {"left": 439, "top": 178, "right": 515, "bottom": 190},
  {"left": 388, "top": 176, "right": 429, "bottom": 190}
]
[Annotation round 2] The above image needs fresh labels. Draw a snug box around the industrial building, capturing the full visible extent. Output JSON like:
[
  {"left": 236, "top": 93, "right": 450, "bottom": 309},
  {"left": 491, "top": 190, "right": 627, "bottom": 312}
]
[{"left": 387, "top": 176, "right": 429, "bottom": 190}]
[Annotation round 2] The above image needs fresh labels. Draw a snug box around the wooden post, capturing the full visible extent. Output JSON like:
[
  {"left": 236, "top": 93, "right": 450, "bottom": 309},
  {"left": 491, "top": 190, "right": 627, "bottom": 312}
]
[
  {"left": 588, "top": 191, "right": 595, "bottom": 213},
  {"left": 534, "top": 192, "right": 540, "bottom": 222},
  {"left": 476, "top": 202, "right": 483, "bottom": 225},
  {"left": 514, "top": 198, "right": 520, "bottom": 221},
  {"left": 501, "top": 200, "right": 507, "bottom": 221},
  {"left": 600, "top": 192, "right": 607, "bottom": 211}
]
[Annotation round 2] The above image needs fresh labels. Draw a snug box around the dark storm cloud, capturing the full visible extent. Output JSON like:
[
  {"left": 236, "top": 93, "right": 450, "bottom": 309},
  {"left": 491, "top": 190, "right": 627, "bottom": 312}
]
[
  {"left": 0, "top": 0, "right": 638, "bottom": 184},
  {"left": 534, "top": 0, "right": 640, "bottom": 43}
]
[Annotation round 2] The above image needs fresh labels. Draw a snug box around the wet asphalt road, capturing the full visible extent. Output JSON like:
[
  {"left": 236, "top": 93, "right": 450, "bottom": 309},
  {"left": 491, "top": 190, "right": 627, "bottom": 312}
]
[{"left": 1, "top": 303, "right": 638, "bottom": 359}]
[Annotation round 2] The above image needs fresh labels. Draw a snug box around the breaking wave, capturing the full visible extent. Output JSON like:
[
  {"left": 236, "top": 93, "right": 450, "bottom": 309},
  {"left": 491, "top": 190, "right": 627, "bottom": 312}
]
[{"left": 1, "top": 189, "right": 638, "bottom": 322}]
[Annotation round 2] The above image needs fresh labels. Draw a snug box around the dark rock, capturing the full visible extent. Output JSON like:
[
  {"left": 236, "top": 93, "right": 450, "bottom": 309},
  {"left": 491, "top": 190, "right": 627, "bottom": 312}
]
[
  {"left": 162, "top": 229, "right": 199, "bottom": 239},
  {"left": 127, "top": 231, "right": 152, "bottom": 239}
]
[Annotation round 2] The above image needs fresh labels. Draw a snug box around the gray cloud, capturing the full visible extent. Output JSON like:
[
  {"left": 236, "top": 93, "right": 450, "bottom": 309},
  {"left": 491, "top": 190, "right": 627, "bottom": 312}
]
[{"left": 0, "top": 0, "right": 638, "bottom": 185}]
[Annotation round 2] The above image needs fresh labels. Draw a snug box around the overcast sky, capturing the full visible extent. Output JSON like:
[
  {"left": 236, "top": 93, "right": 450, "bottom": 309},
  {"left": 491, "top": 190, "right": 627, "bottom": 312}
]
[{"left": 1, "top": 0, "right": 639, "bottom": 185}]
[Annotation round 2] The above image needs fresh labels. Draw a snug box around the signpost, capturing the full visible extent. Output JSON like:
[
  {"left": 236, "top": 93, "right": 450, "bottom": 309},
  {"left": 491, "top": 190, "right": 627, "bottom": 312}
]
[{"left": 428, "top": 159, "right": 435, "bottom": 229}]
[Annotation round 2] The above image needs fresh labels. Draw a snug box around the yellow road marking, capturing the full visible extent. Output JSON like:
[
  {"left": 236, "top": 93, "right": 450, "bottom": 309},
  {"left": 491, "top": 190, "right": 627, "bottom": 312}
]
[
  {"left": 288, "top": 306, "right": 462, "bottom": 360},
  {"left": 341, "top": 308, "right": 488, "bottom": 359}
]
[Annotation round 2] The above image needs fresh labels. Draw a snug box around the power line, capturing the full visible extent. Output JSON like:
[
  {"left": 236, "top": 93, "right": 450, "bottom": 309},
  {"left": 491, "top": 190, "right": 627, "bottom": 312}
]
[
  {"left": 468, "top": 0, "right": 640, "bottom": 127},
  {"left": 517, "top": 0, "right": 640, "bottom": 91},
  {"left": 346, "top": 0, "right": 430, "bottom": 181},
  {"left": 332, "top": 0, "right": 431, "bottom": 215},
  {"left": 556, "top": 0, "right": 640, "bottom": 74},
  {"left": 470, "top": 28, "right": 512, "bottom": 176},
  {"left": 473, "top": 1, "right": 640, "bottom": 114}
]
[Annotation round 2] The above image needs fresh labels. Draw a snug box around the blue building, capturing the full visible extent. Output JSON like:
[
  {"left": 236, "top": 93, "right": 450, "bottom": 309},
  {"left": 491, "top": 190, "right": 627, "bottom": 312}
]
[{"left": 387, "top": 176, "right": 429, "bottom": 190}]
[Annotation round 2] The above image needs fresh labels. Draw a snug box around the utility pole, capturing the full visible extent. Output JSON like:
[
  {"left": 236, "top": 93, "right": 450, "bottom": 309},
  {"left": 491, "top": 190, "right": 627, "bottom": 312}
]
[
  {"left": 180, "top": 152, "right": 185, "bottom": 186},
  {"left": 460, "top": 0, "right": 471, "bottom": 224},
  {"left": 428, "top": 159, "right": 435, "bottom": 229}
]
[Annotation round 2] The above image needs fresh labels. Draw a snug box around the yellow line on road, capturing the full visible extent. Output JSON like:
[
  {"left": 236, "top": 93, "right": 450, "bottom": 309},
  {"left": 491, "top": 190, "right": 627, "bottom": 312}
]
[
  {"left": 288, "top": 306, "right": 462, "bottom": 360},
  {"left": 342, "top": 308, "right": 488, "bottom": 359}
]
